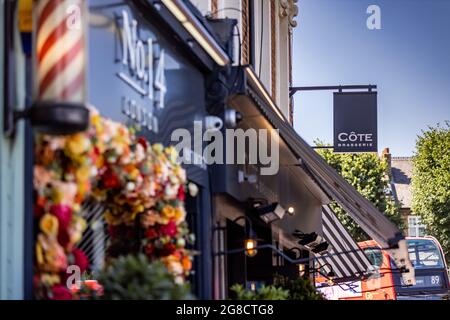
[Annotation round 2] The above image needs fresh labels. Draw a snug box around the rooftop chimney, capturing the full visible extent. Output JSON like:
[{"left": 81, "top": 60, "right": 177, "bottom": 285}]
[{"left": 382, "top": 148, "right": 392, "bottom": 171}]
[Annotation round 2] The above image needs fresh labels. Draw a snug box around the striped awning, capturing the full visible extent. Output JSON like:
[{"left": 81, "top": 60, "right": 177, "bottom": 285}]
[{"left": 316, "top": 205, "right": 373, "bottom": 282}]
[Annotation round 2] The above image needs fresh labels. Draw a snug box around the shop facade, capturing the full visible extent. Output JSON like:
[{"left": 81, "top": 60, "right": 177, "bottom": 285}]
[
  {"left": 1, "top": 0, "right": 232, "bottom": 299},
  {"left": 86, "top": 0, "right": 222, "bottom": 298}
]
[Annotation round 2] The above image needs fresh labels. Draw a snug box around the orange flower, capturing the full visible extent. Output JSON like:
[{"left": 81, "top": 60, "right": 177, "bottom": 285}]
[{"left": 182, "top": 256, "right": 192, "bottom": 271}]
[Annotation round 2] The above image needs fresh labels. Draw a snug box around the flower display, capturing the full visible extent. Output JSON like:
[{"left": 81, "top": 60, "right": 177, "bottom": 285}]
[{"left": 34, "top": 107, "right": 194, "bottom": 299}]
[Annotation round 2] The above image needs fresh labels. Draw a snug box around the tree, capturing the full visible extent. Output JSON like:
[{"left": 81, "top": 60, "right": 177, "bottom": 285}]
[
  {"left": 412, "top": 122, "right": 450, "bottom": 259},
  {"left": 316, "top": 142, "right": 403, "bottom": 241}
]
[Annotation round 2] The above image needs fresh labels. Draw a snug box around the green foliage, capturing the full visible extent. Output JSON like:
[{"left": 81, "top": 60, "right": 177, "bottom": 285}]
[
  {"left": 412, "top": 122, "right": 450, "bottom": 260},
  {"left": 273, "top": 275, "right": 324, "bottom": 300},
  {"left": 316, "top": 141, "right": 403, "bottom": 241},
  {"left": 94, "top": 254, "right": 194, "bottom": 300},
  {"left": 230, "top": 284, "right": 289, "bottom": 300}
]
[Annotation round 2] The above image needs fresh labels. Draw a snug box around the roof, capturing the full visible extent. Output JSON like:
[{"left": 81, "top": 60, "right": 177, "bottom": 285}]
[{"left": 391, "top": 157, "right": 413, "bottom": 208}]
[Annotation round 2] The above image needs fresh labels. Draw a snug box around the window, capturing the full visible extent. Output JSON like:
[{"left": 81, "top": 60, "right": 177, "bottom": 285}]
[
  {"left": 408, "top": 215, "right": 426, "bottom": 237},
  {"left": 364, "top": 247, "right": 384, "bottom": 269},
  {"left": 407, "top": 239, "right": 445, "bottom": 269}
]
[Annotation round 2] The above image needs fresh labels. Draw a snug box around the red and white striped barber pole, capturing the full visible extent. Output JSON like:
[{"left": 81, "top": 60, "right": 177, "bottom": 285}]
[
  {"left": 34, "top": 0, "right": 87, "bottom": 104},
  {"left": 30, "top": 0, "right": 90, "bottom": 134}
]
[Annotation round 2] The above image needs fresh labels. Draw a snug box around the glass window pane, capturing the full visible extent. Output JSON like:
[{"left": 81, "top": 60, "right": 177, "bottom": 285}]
[
  {"left": 364, "top": 247, "right": 384, "bottom": 268},
  {"left": 407, "top": 239, "right": 444, "bottom": 269}
]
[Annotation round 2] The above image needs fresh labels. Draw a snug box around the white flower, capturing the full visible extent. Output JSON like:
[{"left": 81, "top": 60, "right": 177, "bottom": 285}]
[
  {"left": 188, "top": 182, "right": 199, "bottom": 197},
  {"left": 177, "top": 238, "right": 186, "bottom": 247},
  {"left": 135, "top": 143, "right": 145, "bottom": 162},
  {"left": 126, "top": 182, "right": 136, "bottom": 191},
  {"left": 164, "top": 184, "right": 178, "bottom": 198}
]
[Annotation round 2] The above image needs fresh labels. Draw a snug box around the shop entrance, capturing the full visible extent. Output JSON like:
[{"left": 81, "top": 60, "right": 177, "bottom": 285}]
[{"left": 225, "top": 216, "right": 273, "bottom": 295}]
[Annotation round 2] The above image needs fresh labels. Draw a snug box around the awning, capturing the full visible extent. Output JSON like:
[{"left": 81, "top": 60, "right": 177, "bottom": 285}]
[
  {"left": 241, "top": 66, "right": 415, "bottom": 285},
  {"left": 316, "top": 206, "right": 373, "bottom": 282}
]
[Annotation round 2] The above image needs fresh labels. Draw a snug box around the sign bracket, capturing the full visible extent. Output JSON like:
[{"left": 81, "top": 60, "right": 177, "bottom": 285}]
[
  {"left": 289, "top": 85, "right": 378, "bottom": 153},
  {"left": 289, "top": 85, "right": 377, "bottom": 98}
]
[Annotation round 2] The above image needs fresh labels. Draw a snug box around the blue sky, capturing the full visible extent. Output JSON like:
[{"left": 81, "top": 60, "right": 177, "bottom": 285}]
[{"left": 292, "top": 0, "right": 450, "bottom": 156}]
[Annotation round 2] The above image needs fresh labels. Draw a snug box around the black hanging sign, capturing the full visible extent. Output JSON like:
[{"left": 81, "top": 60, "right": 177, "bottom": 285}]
[{"left": 333, "top": 92, "right": 378, "bottom": 153}]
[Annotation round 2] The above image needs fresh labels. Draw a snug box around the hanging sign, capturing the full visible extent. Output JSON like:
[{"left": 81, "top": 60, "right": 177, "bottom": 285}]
[{"left": 333, "top": 92, "right": 378, "bottom": 153}]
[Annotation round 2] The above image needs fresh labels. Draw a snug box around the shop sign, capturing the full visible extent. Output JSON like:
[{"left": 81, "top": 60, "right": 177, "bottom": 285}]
[
  {"left": 118, "top": 10, "right": 166, "bottom": 133},
  {"left": 333, "top": 92, "right": 378, "bottom": 153}
]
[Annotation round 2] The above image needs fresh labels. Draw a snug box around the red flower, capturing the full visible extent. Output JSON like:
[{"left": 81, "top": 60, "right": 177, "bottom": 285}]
[
  {"left": 159, "top": 221, "right": 177, "bottom": 237},
  {"left": 144, "top": 228, "right": 158, "bottom": 240},
  {"left": 137, "top": 137, "right": 148, "bottom": 150},
  {"left": 72, "top": 248, "right": 89, "bottom": 273},
  {"left": 102, "top": 169, "right": 120, "bottom": 189},
  {"left": 160, "top": 243, "right": 176, "bottom": 256},
  {"left": 49, "top": 284, "right": 73, "bottom": 300},
  {"left": 108, "top": 225, "right": 123, "bottom": 238},
  {"left": 50, "top": 204, "right": 72, "bottom": 231},
  {"left": 33, "top": 204, "right": 44, "bottom": 219},
  {"left": 33, "top": 275, "right": 41, "bottom": 290},
  {"left": 177, "top": 185, "right": 185, "bottom": 201},
  {"left": 108, "top": 225, "right": 118, "bottom": 238},
  {"left": 58, "top": 229, "right": 70, "bottom": 248},
  {"left": 144, "top": 244, "right": 154, "bottom": 256},
  {"left": 126, "top": 228, "right": 137, "bottom": 239}
]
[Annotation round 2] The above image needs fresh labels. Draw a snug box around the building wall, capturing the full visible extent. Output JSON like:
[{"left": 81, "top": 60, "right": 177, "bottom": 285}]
[
  {"left": 192, "top": 0, "right": 297, "bottom": 120},
  {"left": 0, "top": 2, "right": 26, "bottom": 299}
]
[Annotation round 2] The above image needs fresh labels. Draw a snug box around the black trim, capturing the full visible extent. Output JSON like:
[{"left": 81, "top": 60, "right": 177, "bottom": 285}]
[
  {"left": 249, "top": 0, "right": 255, "bottom": 68},
  {"left": 3, "top": 0, "right": 16, "bottom": 136},
  {"left": 130, "top": 0, "right": 220, "bottom": 73},
  {"left": 23, "top": 115, "right": 34, "bottom": 300},
  {"left": 23, "top": 54, "right": 34, "bottom": 300}
]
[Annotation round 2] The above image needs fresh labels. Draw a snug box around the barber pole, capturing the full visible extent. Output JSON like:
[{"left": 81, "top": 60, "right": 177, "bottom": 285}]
[{"left": 34, "top": 0, "right": 87, "bottom": 103}]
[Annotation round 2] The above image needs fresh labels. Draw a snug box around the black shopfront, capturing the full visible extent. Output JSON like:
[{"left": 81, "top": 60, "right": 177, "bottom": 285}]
[
  {"left": 210, "top": 66, "right": 330, "bottom": 298},
  {"left": 86, "top": 0, "right": 228, "bottom": 299}
]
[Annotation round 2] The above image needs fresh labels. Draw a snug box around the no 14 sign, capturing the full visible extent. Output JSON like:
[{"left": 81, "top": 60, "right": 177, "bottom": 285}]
[{"left": 118, "top": 10, "right": 166, "bottom": 109}]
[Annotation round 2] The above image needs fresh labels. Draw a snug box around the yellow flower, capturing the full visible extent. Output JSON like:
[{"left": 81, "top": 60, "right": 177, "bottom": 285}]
[
  {"left": 69, "top": 216, "right": 87, "bottom": 245},
  {"left": 174, "top": 207, "right": 186, "bottom": 223},
  {"left": 91, "top": 113, "right": 103, "bottom": 133},
  {"left": 72, "top": 203, "right": 81, "bottom": 212},
  {"left": 129, "top": 167, "right": 140, "bottom": 180},
  {"left": 153, "top": 143, "right": 164, "bottom": 154},
  {"left": 66, "top": 133, "right": 91, "bottom": 155},
  {"left": 104, "top": 210, "right": 121, "bottom": 226},
  {"left": 162, "top": 206, "right": 176, "bottom": 219},
  {"left": 36, "top": 241, "right": 44, "bottom": 266},
  {"left": 124, "top": 211, "right": 139, "bottom": 225},
  {"left": 75, "top": 166, "right": 91, "bottom": 182},
  {"left": 165, "top": 146, "right": 178, "bottom": 163},
  {"left": 40, "top": 213, "right": 59, "bottom": 237},
  {"left": 157, "top": 215, "right": 170, "bottom": 225},
  {"left": 41, "top": 274, "right": 61, "bottom": 286}
]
